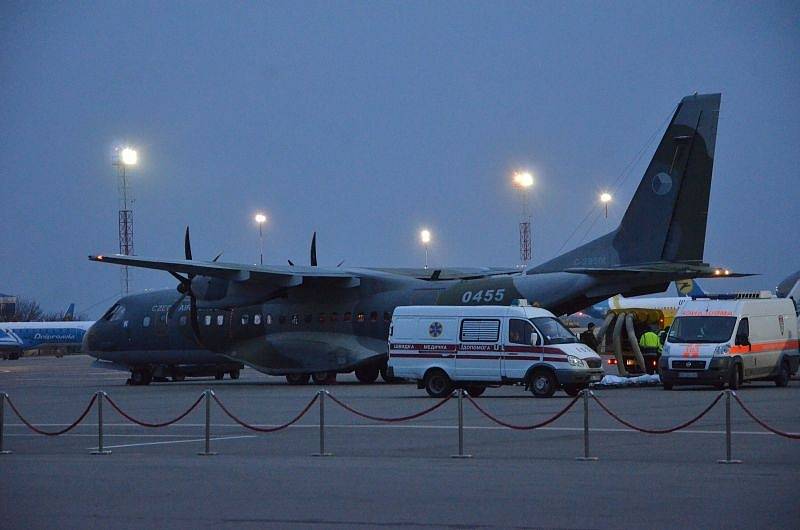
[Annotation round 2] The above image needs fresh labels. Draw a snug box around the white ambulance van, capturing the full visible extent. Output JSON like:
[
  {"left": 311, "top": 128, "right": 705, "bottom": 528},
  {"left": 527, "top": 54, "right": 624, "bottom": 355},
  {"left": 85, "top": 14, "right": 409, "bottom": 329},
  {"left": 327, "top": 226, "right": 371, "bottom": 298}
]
[
  {"left": 659, "top": 293, "right": 799, "bottom": 390},
  {"left": 386, "top": 302, "right": 604, "bottom": 398}
]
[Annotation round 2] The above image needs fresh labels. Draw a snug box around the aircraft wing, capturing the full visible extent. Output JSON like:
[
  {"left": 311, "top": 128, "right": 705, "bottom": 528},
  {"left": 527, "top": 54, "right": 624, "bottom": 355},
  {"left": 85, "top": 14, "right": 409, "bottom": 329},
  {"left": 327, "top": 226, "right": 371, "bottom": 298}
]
[
  {"left": 89, "top": 254, "right": 358, "bottom": 286},
  {"left": 369, "top": 267, "right": 521, "bottom": 280},
  {"left": 563, "top": 262, "right": 754, "bottom": 278}
]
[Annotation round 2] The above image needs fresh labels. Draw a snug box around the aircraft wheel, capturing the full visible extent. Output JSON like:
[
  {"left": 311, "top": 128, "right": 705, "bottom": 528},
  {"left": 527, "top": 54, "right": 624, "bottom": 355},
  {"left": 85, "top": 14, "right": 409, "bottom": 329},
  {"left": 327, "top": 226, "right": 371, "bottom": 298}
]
[
  {"left": 529, "top": 370, "right": 556, "bottom": 398},
  {"left": 229, "top": 368, "right": 240, "bottom": 380},
  {"left": 131, "top": 369, "right": 152, "bottom": 386},
  {"left": 312, "top": 371, "right": 336, "bottom": 385},
  {"left": 380, "top": 366, "right": 401, "bottom": 384},
  {"left": 214, "top": 372, "right": 224, "bottom": 380},
  {"left": 354, "top": 365, "right": 379, "bottom": 384},
  {"left": 465, "top": 385, "right": 486, "bottom": 397},
  {"left": 286, "top": 373, "right": 311, "bottom": 385},
  {"left": 173, "top": 374, "right": 186, "bottom": 382}
]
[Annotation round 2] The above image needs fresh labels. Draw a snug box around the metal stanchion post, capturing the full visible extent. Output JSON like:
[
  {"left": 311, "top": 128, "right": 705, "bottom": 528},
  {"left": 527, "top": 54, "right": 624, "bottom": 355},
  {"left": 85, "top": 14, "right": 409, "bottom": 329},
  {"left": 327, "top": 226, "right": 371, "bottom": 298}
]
[
  {"left": 717, "top": 390, "right": 741, "bottom": 464},
  {"left": 312, "top": 390, "right": 332, "bottom": 457},
  {"left": 0, "top": 393, "right": 11, "bottom": 455},
  {"left": 198, "top": 389, "right": 217, "bottom": 456},
  {"left": 576, "top": 389, "right": 598, "bottom": 461},
  {"left": 451, "top": 389, "right": 472, "bottom": 459},
  {"left": 91, "top": 391, "right": 111, "bottom": 455}
]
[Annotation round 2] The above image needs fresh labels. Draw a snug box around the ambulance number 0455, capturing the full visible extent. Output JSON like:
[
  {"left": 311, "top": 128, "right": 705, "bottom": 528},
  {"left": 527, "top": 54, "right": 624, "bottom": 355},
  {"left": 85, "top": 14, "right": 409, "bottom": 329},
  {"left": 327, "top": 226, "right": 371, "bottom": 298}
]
[{"left": 461, "top": 289, "right": 506, "bottom": 304}]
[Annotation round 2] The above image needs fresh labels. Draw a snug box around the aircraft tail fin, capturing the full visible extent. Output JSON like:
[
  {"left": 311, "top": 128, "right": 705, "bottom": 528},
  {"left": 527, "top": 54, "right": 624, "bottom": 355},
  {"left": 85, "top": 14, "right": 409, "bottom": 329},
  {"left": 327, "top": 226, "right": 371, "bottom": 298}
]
[
  {"left": 531, "top": 93, "right": 721, "bottom": 273},
  {"left": 674, "top": 279, "right": 706, "bottom": 297},
  {"left": 64, "top": 303, "right": 75, "bottom": 320}
]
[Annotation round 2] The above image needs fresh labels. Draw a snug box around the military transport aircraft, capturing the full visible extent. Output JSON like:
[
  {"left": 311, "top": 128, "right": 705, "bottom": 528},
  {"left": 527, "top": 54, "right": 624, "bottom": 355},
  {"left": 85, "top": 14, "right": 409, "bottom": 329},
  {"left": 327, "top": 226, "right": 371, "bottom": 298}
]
[{"left": 85, "top": 93, "right": 743, "bottom": 385}]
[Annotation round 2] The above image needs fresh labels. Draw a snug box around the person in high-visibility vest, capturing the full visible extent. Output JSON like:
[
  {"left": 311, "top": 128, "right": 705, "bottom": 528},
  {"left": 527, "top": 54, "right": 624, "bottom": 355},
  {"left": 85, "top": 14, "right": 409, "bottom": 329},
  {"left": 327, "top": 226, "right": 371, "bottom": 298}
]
[{"left": 639, "top": 327, "right": 661, "bottom": 356}]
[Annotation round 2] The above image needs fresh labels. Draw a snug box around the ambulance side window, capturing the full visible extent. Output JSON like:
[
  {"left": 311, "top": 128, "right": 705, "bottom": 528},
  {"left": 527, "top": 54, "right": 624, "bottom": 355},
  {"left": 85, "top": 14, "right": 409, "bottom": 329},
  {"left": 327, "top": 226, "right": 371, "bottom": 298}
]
[
  {"left": 508, "top": 319, "right": 533, "bottom": 345},
  {"left": 735, "top": 318, "right": 749, "bottom": 344}
]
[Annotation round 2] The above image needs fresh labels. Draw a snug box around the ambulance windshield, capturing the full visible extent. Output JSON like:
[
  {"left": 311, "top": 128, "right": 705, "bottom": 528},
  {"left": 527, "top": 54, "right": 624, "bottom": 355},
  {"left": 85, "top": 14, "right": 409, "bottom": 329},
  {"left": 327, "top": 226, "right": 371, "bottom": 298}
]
[
  {"left": 668, "top": 316, "right": 737, "bottom": 344},
  {"left": 530, "top": 317, "right": 577, "bottom": 345}
]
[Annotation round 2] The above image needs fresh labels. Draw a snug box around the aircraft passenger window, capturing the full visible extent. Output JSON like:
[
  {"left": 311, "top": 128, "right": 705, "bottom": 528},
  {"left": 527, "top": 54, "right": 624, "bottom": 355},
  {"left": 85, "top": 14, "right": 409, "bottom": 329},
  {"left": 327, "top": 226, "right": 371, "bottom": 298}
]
[
  {"left": 370, "top": 311, "right": 378, "bottom": 322},
  {"left": 319, "top": 313, "right": 326, "bottom": 323},
  {"left": 179, "top": 316, "right": 187, "bottom": 327},
  {"left": 344, "top": 312, "right": 352, "bottom": 322},
  {"left": 384, "top": 312, "right": 391, "bottom": 323},
  {"left": 267, "top": 314, "right": 273, "bottom": 325},
  {"left": 241, "top": 314, "right": 250, "bottom": 326},
  {"left": 509, "top": 319, "right": 534, "bottom": 345},
  {"left": 204, "top": 315, "right": 212, "bottom": 326},
  {"left": 254, "top": 314, "right": 262, "bottom": 325},
  {"left": 217, "top": 315, "right": 224, "bottom": 326},
  {"left": 331, "top": 312, "right": 338, "bottom": 322},
  {"left": 291, "top": 314, "right": 299, "bottom": 325},
  {"left": 142, "top": 316, "right": 151, "bottom": 328},
  {"left": 356, "top": 312, "right": 365, "bottom": 322}
]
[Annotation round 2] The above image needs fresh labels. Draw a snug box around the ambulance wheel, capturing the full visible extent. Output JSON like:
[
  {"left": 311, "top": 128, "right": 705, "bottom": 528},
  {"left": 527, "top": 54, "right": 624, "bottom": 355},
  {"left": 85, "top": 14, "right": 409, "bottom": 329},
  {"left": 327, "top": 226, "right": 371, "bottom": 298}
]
[
  {"left": 529, "top": 370, "right": 556, "bottom": 398},
  {"left": 423, "top": 369, "right": 452, "bottom": 398},
  {"left": 229, "top": 368, "right": 240, "bottom": 380},
  {"left": 774, "top": 361, "right": 790, "bottom": 387},
  {"left": 728, "top": 362, "right": 741, "bottom": 390},
  {"left": 563, "top": 384, "right": 581, "bottom": 397},
  {"left": 286, "top": 373, "right": 310, "bottom": 385},
  {"left": 465, "top": 385, "right": 486, "bottom": 398},
  {"left": 355, "top": 365, "right": 379, "bottom": 384},
  {"left": 312, "top": 371, "right": 336, "bottom": 385}
]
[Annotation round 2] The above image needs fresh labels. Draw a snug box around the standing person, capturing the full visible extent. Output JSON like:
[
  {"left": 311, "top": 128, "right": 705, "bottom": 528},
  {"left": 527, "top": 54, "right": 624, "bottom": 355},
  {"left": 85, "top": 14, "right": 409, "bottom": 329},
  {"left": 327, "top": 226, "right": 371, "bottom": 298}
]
[{"left": 579, "top": 322, "right": 599, "bottom": 351}]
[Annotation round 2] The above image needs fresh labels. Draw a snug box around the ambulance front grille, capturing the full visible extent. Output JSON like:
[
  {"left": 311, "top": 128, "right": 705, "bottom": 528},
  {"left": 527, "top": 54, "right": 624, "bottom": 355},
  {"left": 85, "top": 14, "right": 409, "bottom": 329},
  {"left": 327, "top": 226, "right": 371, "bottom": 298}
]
[{"left": 586, "top": 358, "right": 602, "bottom": 369}]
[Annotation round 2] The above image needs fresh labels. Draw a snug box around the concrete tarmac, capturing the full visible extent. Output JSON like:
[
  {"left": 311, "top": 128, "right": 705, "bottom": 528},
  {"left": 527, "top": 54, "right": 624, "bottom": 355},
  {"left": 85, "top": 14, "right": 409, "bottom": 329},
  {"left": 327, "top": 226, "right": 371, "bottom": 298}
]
[{"left": 1, "top": 356, "right": 799, "bottom": 529}]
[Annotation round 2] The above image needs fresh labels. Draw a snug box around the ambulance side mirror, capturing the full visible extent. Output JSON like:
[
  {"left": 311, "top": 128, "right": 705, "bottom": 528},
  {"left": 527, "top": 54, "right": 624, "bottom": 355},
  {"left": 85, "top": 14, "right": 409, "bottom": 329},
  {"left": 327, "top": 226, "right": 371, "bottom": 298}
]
[{"left": 530, "top": 333, "right": 539, "bottom": 346}]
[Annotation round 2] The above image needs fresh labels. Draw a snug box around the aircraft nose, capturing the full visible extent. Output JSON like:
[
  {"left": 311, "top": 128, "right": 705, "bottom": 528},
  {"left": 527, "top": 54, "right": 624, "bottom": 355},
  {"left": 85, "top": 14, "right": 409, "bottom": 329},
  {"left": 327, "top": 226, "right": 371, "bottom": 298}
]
[{"left": 81, "top": 326, "right": 98, "bottom": 357}]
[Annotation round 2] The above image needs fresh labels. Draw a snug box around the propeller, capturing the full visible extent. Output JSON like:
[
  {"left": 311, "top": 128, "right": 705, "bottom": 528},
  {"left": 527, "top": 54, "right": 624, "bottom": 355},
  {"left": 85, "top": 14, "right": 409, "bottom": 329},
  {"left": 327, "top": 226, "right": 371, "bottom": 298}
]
[
  {"left": 167, "top": 227, "right": 208, "bottom": 349},
  {"left": 287, "top": 231, "right": 343, "bottom": 268}
]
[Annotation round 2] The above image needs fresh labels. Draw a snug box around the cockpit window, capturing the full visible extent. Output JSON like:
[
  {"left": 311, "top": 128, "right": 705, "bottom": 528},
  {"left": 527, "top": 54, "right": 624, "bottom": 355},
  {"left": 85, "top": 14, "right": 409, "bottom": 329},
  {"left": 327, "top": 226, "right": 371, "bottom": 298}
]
[{"left": 103, "top": 304, "right": 126, "bottom": 322}]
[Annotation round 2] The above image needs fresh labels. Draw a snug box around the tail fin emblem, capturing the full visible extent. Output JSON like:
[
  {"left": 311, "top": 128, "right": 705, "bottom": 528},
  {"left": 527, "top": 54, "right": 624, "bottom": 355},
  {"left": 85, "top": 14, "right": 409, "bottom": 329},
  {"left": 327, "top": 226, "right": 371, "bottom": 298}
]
[{"left": 652, "top": 172, "right": 673, "bottom": 195}]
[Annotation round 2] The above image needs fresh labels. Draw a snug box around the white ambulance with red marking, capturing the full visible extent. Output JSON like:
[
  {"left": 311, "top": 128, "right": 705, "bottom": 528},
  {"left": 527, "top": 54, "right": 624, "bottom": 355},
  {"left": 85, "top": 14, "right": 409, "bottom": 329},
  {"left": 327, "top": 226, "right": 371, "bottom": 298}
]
[
  {"left": 659, "top": 293, "right": 799, "bottom": 390},
  {"left": 386, "top": 302, "right": 604, "bottom": 398}
]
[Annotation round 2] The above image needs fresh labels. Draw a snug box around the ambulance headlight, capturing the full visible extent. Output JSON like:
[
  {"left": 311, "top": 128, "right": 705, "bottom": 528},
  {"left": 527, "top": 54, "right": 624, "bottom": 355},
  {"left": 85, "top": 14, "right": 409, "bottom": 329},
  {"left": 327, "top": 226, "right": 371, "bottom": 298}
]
[
  {"left": 714, "top": 344, "right": 730, "bottom": 355},
  {"left": 567, "top": 355, "right": 587, "bottom": 368}
]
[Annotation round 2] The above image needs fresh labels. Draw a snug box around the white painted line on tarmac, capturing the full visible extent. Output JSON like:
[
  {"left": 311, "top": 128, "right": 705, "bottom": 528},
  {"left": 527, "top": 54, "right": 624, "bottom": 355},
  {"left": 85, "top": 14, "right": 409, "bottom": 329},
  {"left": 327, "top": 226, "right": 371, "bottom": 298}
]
[
  {"left": 6, "top": 422, "right": 792, "bottom": 436},
  {"left": 87, "top": 434, "right": 256, "bottom": 450}
]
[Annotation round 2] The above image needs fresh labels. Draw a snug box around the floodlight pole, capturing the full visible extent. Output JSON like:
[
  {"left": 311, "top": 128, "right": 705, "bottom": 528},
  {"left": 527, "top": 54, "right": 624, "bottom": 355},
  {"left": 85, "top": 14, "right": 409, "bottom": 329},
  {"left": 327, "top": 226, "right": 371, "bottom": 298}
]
[{"left": 114, "top": 154, "right": 134, "bottom": 296}]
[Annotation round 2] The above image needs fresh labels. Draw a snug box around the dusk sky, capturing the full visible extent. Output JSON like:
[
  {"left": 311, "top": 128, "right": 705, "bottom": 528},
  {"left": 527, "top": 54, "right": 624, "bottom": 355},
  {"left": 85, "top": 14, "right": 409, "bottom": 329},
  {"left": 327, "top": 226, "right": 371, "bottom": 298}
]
[{"left": 1, "top": 1, "right": 798, "bottom": 317}]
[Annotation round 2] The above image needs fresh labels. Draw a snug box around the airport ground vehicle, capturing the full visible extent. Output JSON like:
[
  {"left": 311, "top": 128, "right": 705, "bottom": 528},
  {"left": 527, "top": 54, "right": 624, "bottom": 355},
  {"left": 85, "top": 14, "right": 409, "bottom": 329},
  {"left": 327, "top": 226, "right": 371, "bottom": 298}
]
[
  {"left": 659, "top": 294, "right": 799, "bottom": 390},
  {"left": 387, "top": 303, "right": 604, "bottom": 397}
]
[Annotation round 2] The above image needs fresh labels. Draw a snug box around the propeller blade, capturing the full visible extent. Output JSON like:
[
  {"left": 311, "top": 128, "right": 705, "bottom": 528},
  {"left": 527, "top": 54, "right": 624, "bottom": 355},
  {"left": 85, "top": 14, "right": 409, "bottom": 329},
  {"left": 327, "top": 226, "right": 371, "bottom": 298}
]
[
  {"left": 337, "top": 260, "right": 345, "bottom": 267},
  {"left": 167, "top": 294, "right": 187, "bottom": 321},
  {"left": 188, "top": 295, "right": 206, "bottom": 349},
  {"left": 212, "top": 252, "right": 223, "bottom": 262},
  {"left": 184, "top": 226, "right": 193, "bottom": 261},
  {"left": 310, "top": 232, "right": 317, "bottom": 266},
  {"left": 169, "top": 271, "right": 189, "bottom": 285},
  {"left": 288, "top": 259, "right": 295, "bottom": 266}
]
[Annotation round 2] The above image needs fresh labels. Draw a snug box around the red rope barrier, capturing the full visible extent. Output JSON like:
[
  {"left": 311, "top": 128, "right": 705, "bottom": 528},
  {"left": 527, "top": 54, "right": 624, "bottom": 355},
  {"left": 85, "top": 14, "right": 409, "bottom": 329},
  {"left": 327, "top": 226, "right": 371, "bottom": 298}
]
[
  {"left": 465, "top": 393, "right": 581, "bottom": 430},
  {"left": 326, "top": 392, "right": 452, "bottom": 422},
  {"left": 104, "top": 393, "right": 204, "bottom": 428},
  {"left": 212, "top": 393, "right": 319, "bottom": 433},
  {"left": 6, "top": 394, "right": 97, "bottom": 436},
  {"left": 732, "top": 393, "right": 800, "bottom": 440},
  {"left": 592, "top": 392, "right": 722, "bottom": 434}
]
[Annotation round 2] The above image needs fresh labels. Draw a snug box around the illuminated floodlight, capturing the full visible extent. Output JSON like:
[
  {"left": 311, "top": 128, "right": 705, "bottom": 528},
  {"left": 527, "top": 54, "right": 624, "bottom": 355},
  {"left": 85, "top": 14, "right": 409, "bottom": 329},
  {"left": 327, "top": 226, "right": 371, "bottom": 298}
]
[
  {"left": 254, "top": 213, "right": 267, "bottom": 224},
  {"left": 600, "top": 192, "right": 612, "bottom": 203},
  {"left": 513, "top": 171, "right": 534, "bottom": 188},
  {"left": 120, "top": 147, "right": 138, "bottom": 166},
  {"left": 420, "top": 229, "right": 431, "bottom": 244}
]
